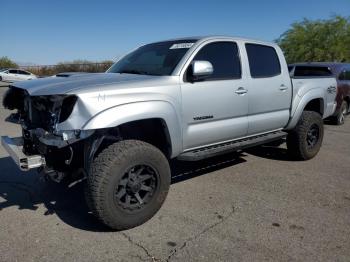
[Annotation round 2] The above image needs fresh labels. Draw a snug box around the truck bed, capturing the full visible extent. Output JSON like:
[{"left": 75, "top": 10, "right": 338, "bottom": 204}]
[{"left": 290, "top": 77, "right": 337, "bottom": 123}]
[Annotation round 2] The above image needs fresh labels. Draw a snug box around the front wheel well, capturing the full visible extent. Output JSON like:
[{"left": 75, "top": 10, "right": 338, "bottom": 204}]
[
  {"left": 303, "top": 98, "right": 324, "bottom": 116},
  {"left": 97, "top": 118, "right": 172, "bottom": 159}
]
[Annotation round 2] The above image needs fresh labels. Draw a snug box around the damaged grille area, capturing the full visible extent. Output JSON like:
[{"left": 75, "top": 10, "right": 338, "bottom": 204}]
[
  {"left": 2, "top": 86, "right": 95, "bottom": 175},
  {"left": 3, "top": 86, "right": 77, "bottom": 132}
]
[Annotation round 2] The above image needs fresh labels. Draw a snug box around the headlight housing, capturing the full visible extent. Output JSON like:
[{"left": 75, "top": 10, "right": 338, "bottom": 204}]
[{"left": 3, "top": 86, "right": 78, "bottom": 132}]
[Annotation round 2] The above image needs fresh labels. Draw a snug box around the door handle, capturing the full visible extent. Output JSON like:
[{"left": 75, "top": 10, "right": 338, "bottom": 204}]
[
  {"left": 279, "top": 84, "right": 288, "bottom": 91},
  {"left": 235, "top": 87, "right": 248, "bottom": 95}
]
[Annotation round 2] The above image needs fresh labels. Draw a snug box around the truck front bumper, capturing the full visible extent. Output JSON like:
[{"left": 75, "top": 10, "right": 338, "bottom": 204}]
[{"left": 1, "top": 136, "right": 45, "bottom": 171}]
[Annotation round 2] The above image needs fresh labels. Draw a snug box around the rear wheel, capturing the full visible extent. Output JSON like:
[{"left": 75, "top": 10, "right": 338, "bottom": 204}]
[
  {"left": 333, "top": 101, "right": 348, "bottom": 125},
  {"left": 287, "top": 111, "right": 324, "bottom": 160},
  {"left": 86, "top": 140, "right": 171, "bottom": 230}
]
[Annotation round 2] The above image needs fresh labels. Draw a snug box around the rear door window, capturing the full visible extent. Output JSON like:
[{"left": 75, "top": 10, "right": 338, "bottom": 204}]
[
  {"left": 18, "top": 70, "right": 30, "bottom": 75},
  {"left": 245, "top": 43, "right": 281, "bottom": 78}
]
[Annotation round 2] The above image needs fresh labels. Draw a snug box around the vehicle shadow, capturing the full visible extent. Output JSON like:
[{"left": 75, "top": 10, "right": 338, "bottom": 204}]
[
  {"left": 171, "top": 152, "right": 246, "bottom": 184},
  {"left": 323, "top": 119, "right": 338, "bottom": 126},
  {"left": 0, "top": 156, "right": 108, "bottom": 231},
  {"left": 0, "top": 152, "right": 247, "bottom": 232},
  {"left": 245, "top": 145, "right": 293, "bottom": 161},
  {"left": 243, "top": 136, "right": 305, "bottom": 162}
]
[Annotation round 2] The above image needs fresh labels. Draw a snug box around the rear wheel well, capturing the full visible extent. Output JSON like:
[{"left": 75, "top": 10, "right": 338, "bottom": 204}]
[
  {"left": 98, "top": 118, "right": 172, "bottom": 159},
  {"left": 304, "top": 99, "right": 324, "bottom": 116}
]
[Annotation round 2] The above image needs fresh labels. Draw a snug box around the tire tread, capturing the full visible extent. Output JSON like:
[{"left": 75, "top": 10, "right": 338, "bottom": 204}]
[
  {"left": 86, "top": 140, "right": 170, "bottom": 230},
  {"left": 287, "top": 111, "right": 324, "bottom": 160}
]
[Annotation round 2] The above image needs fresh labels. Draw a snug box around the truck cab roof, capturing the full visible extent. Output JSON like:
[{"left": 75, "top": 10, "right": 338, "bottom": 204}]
[{"left": 151, "top": 35, "right": 279, "bottom": 48}]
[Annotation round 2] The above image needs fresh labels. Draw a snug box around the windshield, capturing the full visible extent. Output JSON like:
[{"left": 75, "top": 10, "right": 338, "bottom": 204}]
[
  {"left": 0, "top": 68, "right": 8, "bottom": 72},
  {"left": 107, "top": 40, "right": 197, "bottom": 76}
]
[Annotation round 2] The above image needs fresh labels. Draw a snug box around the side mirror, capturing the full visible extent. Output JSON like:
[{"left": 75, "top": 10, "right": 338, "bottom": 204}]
[{"left": 190, "top": 60, "right": 213, "bottom": 81}]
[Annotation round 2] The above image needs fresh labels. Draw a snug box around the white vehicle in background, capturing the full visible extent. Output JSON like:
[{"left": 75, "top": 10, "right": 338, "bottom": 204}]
[{"left": 0, "top": 68, "right": 37, "bottom": 82}]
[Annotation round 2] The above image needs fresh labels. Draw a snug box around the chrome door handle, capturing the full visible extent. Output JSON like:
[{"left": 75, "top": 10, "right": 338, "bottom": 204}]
[
  {"left": 235, "top": 87, "right": 248, "bottom": 95},
  {"left": 279, "top": 84, "right": 288, "bottom": 91}
]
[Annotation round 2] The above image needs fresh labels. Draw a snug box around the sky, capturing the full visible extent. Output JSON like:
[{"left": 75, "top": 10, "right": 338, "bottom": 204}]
[{"left": 1, "top": 0, "right": 349, "bottom": 65}]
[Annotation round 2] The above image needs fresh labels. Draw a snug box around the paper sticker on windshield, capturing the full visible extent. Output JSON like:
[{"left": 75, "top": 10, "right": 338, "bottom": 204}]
[{"left": 170, "top": 43, "right": 194, "bottom": 49}]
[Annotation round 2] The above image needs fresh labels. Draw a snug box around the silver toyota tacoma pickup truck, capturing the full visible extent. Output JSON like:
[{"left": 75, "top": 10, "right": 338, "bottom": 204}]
[{"left": 1, "top": 36, "right": 337, "bottom": 230}]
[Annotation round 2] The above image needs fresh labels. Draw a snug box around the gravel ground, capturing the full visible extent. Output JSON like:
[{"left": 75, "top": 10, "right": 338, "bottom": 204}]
[{"left": 0, "top": 86, "right": 349, "bottom": 262}]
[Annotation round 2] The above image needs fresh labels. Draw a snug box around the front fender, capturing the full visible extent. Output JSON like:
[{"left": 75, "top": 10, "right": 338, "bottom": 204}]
[
  {"left": 285, "top": 89, "right": 325, "bottom": 130},
  {"left": 82, "top": 101, "right": 183, "bottom": 157}
]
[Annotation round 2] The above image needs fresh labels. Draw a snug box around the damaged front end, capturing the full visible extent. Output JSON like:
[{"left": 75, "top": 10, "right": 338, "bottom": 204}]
[
  {"left": 2, "top": 86, "right": 97, "bottom": 181},
  {"left": 3, "top": 86, "right": 77, "bottom": 133}
]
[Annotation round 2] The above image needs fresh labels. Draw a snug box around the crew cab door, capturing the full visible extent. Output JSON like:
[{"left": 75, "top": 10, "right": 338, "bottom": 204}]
[
  {"left": 181, "top": 41, "right": 248, "bottom": 150},
  {"left": 244, "top": 43, "right": 291, "bottom": 135}
]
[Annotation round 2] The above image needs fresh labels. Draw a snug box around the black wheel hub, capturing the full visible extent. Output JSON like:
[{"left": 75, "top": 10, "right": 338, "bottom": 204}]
[
  {"left": 127, "top": 179, "right": 142, "bottom": 194},
  {"left": 306, "top": 124, "right": 320, "bottom": 149},
  {"left": 114, "top": 165, "right": 157, "bottom": 211}
]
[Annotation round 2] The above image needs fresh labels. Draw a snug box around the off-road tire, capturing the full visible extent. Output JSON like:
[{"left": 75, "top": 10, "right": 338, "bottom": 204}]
[
  {"left": 86, "top": 140, "right": 171, "bottom": 230},
  {"left": 333, "top": 101, "right": 348, "bottom": 125},
  {"left": 287, "top": 111, "right": 324, "bottom": 160}
]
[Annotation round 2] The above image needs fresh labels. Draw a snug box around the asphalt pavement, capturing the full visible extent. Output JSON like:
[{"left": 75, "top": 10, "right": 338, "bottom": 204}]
[
  {"left": 0, "top": 85, "right": 349, "bottom": 262},
  {"left": 0, "top": 81, "right": 9, "bottom": 88}
]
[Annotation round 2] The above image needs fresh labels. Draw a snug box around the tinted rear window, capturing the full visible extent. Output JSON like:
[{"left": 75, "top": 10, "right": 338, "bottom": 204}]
[
  {"left": 339, "top": 70, "right": 350, "bottom": 80},
  {"left": 18, "top": 70, "right": 30, "bottom": 75},
  {"left": 246, "top": 44, "right": 281, "bottom": 78},
  {"left": 293, "top": 66, "right": 332, "bottom": 77}
]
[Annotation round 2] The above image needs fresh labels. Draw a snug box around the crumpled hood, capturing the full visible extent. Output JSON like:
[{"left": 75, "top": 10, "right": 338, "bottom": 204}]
[{"left": 11, "top": 73, "right": 160, "bottom": 96}]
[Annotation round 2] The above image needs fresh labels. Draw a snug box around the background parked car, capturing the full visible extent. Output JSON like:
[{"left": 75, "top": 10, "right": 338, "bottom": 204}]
[
  {"left": 289, "top": 63, "right": 350, "bottom": 125},
  {"left": 0, "top": 68, "right": 37, "bottom": 82}
]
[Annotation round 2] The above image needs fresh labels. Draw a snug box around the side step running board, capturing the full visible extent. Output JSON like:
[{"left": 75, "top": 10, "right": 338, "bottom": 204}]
[{"left": 177, "top": 131, "right": 287, "bottom": 161}]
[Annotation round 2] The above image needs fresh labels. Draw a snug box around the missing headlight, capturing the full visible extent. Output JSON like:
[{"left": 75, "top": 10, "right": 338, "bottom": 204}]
[
  {"left": 3, "top": 86, "right": 77, "bottom": 132},
  {"left": 59, "top": 96, "right": 78, "bottom": 123}
]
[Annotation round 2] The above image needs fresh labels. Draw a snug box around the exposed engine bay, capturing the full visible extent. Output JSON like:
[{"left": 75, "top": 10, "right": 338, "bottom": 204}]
[
  {"left": 3, "top": 86, "right": 77, "bottom": 132},
  {"left": 2, "top": 86, "right": 98, "bottom": 181}
]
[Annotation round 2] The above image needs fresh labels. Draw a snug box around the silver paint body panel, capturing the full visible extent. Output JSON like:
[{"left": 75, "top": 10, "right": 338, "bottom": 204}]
[{"left": 11, "top": 36, "right": 337, "bottom": 158}]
